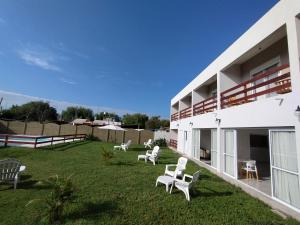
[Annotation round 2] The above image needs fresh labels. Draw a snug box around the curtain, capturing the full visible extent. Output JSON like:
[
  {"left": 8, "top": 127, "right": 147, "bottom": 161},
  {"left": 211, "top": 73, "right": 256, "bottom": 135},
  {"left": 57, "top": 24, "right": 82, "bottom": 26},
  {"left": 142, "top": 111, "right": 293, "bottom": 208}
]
[
  {"left": 271, "top": 131, "right": 300, "bottom": 209},
  {"left": 211, "top": 129, "right": 217, "bottom": 168},
  {"left": 192, "top": 129, "right": 201, "bottom": 159},
  {"left": 224, "top": 130, "right": 235, "bottom": 176}
]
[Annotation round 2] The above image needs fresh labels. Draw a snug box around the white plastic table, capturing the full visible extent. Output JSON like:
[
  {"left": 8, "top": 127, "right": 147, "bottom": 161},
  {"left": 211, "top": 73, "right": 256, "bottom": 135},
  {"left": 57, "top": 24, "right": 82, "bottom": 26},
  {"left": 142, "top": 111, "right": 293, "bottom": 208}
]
[{"left": 156, "top": 175, "right": 174, "bottom": 192}]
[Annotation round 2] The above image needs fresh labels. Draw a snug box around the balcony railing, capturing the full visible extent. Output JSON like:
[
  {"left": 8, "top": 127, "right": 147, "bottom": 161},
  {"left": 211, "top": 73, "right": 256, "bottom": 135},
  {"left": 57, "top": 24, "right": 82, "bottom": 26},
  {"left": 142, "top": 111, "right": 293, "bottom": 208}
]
[
  {"left": 221, "top": 64, "right": 291, "bottom": 109},
  {"left": 169, "top": 139, "right": 177, "bottom": 148},
  {"left": 171, "top": 112, "right": 179, "bottom": 121},
  {"left": 180, "top": 106, "right": 192, "bottom": 119},
  {"left": 193, "top": 96, "right": 217, "bottom": 116}
]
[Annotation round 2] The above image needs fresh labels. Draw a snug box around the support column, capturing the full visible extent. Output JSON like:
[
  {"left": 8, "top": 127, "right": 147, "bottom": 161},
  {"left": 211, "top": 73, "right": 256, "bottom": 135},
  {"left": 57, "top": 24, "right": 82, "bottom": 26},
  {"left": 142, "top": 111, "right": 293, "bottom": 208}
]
[{"left": 286, "top": 15, "right": 300, "bottom": 190}]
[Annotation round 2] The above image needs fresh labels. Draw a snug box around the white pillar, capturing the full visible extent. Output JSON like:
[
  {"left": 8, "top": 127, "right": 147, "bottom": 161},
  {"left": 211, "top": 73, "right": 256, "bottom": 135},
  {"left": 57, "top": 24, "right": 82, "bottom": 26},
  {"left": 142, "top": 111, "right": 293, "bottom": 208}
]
[{"left": 286, "top": 14, "right": 300, "bottom": 189}]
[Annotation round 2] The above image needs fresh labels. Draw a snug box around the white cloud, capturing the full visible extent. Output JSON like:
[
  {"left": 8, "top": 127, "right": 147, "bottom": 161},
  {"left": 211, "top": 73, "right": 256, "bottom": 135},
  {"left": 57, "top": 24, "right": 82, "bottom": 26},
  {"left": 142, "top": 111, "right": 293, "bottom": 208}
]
[
  {"left": 0, "top": 90, "right": 135, "bottom": 115},
  {"left": 17, "top": 49, "right": 62, "bottom": 72},
  {"left": 60, "top": 77, "right": 76, "bottom": 85}
]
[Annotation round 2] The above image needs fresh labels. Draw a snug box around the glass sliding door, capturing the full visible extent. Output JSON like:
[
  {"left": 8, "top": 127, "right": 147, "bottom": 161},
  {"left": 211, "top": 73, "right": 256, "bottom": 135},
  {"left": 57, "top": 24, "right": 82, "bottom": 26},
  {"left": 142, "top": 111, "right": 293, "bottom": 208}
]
[
  {"left": 270, "top": 130, "right": 300, "bottom": 209},
  {"left": 211, "top": 129, "right": 217, "bottom": 168},
  {"left": 192, "top": 129, "right": 201, "bottom": 160},
  {"left": 224, "top": 129, "right": 236, "bottom": 177}
]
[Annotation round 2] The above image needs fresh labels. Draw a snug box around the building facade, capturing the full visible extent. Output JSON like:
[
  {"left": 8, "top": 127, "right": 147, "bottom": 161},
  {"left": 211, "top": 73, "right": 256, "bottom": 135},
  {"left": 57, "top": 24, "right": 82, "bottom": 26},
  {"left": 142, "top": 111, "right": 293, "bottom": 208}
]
[{"left": 170, "top": 0, "right": 300, "bottom": 219}]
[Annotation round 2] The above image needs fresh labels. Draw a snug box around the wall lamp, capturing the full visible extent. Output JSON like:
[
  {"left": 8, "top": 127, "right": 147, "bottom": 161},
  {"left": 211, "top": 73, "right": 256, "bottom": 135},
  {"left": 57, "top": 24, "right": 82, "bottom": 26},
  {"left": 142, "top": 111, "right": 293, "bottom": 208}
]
[
  {"left": 215, "top": 118, "right": 221, "bottom": 124},
  {"left": 176, "top": 123, "right": 179, "bottom": 127},
  {"left": 295, "top": 106, "right": 300, "bottom": 120},
  {"left": 189, "top": 122, "right": 193, "bottom": 126}
]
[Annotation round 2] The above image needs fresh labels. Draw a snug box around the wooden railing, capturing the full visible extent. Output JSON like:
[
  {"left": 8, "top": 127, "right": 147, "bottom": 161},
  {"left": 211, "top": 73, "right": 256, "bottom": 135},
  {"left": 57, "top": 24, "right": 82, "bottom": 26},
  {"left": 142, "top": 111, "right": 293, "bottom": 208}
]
[
  {"left": 171, "top": 112, "right": 179, "bottom": 121},
  {"left": 180, "top": 107, "right": 192, "bottom": 119},
  {"left": 193, "top": 96, "right": 217, "bottom": 116},
  {"left": 221, "top": 64, "right": 291, "bottom": 109},
  {"left": 0, "top": 134, "right": 86, "bottom": 148},
  {"left": 169, "top": 139, "right": 177, "bottom": 148}
]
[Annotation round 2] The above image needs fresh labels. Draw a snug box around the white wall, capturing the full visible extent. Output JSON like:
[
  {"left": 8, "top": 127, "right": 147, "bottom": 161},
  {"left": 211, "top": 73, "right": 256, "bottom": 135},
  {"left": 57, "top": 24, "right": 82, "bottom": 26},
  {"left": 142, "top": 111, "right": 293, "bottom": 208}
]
[{"left": 154, "top": 130, "right": 170, "bottom": 141}]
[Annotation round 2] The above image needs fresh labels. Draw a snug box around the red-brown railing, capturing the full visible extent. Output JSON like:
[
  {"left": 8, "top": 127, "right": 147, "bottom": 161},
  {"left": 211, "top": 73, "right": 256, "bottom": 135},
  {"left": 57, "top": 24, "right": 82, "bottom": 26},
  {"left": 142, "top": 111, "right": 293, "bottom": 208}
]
[
  {"left": 221, "top": 64, "right": 291, "bottom": 109},
  {"left": 180, "top": 107, "right": 192, "bottom": 119},
  {"left": 193, "top": 96, "right": 217, "bottom": 116},
  {"left": 171, "top": 112, "right": 179, "bottom": 121},
  {"left": 0, "top": 134, "right": 86, "bottom": 148},
  {"left": 169, "top": 139, "right": 177, "bottom": 148}
]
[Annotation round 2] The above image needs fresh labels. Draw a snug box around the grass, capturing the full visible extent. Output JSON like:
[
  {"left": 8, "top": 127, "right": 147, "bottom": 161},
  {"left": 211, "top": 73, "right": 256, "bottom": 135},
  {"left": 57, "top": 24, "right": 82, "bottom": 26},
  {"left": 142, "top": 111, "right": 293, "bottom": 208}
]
[{"left": 0, "top": 141, "right": 299, "bottom": 225}]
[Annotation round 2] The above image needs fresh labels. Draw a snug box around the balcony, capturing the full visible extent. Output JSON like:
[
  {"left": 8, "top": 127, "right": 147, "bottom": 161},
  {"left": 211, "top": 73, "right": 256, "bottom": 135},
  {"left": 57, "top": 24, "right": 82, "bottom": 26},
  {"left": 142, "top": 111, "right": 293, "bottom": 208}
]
[
  {"left": 180, "top": 107, "right": 192, "bottom": 119},
  {"left": 169, "top": 139, "right": 177, "bottom": 148},
  {"left": 171, "top": 112, "right": 179, "bottom": 121},
  {"left": 221, "top": 64, "right": 291, "bottom": 109},
  {"left": 193, "top": 96, "right": 217, "bottom": 116}
]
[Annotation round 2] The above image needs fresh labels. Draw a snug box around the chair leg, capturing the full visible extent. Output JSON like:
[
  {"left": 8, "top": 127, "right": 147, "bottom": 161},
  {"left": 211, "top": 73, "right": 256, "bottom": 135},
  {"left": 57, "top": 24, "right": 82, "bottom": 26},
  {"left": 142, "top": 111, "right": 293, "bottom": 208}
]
[
  {"left": 256, "top": 169, "right": 259, "bottom": 181},
  {"left": 184, "top": 189, "right": 190, "bottom": 201},
  {"left": 170, "top": 183, "right": 174, "bottom": 194}
]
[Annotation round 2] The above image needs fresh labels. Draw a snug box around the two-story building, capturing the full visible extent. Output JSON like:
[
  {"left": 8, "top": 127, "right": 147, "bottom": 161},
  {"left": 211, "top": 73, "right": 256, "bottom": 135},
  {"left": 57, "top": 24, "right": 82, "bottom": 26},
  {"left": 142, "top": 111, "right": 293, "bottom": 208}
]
[{"left": 170, "top": 0, "right": 300, "bottom": 219}]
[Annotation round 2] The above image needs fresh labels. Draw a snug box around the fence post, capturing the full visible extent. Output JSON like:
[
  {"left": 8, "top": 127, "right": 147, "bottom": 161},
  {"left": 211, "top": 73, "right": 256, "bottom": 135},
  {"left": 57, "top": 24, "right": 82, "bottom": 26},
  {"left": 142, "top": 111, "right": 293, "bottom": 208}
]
[
  {"left": 107, "top": 130, "right": 109, "bottom": 142},
  {"left": 91, "top": 126, "right": 94, "bottom": 136},
  {"left": 24, "top": 121, "right": 28, "bottom": 134},
  {"left": 138, "top": 131, "right": 141, "bottom": 145},
  {"left": 41, "top": 123, "right": 45, "bottom": 136},
  {"left": 122, "top": 131, "right": 125, "bottom": 143},
  {"left": 34, "top": 137, "right": 37, "bottom": 149},
  {"left": 58, "top": 124, "right": 61, "bottom": 136},
  {"left": 51, "top": 137, "right": 54, "bottom": 146},
  {"left": 4, "top": 135, "right": 8, "bottom": 147}
]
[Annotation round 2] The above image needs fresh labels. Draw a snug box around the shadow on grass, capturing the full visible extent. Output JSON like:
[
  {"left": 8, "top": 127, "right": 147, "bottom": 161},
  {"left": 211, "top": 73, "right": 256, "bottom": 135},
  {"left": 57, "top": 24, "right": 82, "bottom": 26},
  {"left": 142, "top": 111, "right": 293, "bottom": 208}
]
[
  {"left": 110, "top": 160, "right": 136, "bottom": 166},
  {"left": 40, "top": 140, "right": 90, "bottom": 152},
  {"left": 66, "top": 200, "right": 120, "bottom": 221}
]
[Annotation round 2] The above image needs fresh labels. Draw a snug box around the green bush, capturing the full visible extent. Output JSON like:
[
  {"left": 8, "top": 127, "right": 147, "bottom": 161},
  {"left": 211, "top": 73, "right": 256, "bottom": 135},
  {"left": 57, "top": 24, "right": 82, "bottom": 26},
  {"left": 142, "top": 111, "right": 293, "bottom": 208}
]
[
  {"left": 153, "top": 138, "right": 167, "bottom": 147},
  {"left": 27, "top": 175, "right": 76, "bottom": 224},
  {"left": 101, "top": 147, "right": 115, "bottom": 163},
  {"left": 86, "top": 134, "right": 100, "bottom": 141}
]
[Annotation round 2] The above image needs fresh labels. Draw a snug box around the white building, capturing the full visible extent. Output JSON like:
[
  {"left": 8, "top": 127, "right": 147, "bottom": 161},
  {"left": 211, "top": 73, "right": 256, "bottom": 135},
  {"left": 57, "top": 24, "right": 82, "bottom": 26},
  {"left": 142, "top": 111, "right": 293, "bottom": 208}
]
[{"left": 169, "top": 0, "right": 300, "bottom": 219}]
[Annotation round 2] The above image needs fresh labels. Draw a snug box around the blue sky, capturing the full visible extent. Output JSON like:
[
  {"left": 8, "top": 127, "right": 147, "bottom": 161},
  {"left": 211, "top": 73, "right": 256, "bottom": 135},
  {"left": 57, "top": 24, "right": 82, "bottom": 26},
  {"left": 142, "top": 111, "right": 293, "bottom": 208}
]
[{"left": 0, "top": 0, "right": 278, "bottom": 118}]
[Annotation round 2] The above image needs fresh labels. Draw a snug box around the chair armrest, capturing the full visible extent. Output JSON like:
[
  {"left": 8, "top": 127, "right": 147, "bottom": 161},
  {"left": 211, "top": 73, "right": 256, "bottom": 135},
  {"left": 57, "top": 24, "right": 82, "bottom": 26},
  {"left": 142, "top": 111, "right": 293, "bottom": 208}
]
[
  {"left": 146, "top": 150, "right": 152, "bottom": 154},
  {"left": 20, "top": 165, "right": 26, "bottom": 172},
  {"left": 183, "top": 174, "right": 193, "bottom": 182},
  {"left": 165, "top": 164, "right": 177, "bottom": 173}
]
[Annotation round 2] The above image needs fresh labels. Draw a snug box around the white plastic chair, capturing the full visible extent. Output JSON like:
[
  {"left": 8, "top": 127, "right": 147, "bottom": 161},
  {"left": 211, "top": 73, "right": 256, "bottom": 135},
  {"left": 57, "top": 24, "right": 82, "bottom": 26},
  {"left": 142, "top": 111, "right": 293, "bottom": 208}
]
[
  {"left": 170, "top": 170, "right": 200, "bottom": 201},
  {"left": 0, "top": 158, "right": 26, "bottom": 190},
  {"left": 165, "top": 157, "right": 188, "bottom": 178},
  {"left": 138, "top": 146, "right": 160, "bottom": 165},
  {"left": 114, "top": 140, "right": 132, "bottom": 152},
  {"left": 144, "top": 139, "right": 153, "bottom": 148},
  {"left": 242, "top": 160, "right": 259, "bottom": 180}
]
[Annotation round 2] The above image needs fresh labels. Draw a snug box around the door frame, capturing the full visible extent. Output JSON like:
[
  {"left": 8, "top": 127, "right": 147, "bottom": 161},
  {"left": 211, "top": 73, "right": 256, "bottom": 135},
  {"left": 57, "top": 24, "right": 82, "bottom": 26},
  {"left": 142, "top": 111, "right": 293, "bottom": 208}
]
[
  {"left": 268, "top": 128, "right": 300, "bottom": 211},
  {"left": 223, "top": 129, "right": 238, "bottom": 179}
]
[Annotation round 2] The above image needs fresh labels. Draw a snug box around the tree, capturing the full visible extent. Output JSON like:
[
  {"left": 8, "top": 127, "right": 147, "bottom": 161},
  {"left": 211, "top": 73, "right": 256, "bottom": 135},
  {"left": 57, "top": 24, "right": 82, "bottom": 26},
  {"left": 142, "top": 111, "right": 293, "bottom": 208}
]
[
  {"left": 61, "top": 106, "right": 93, "bottom": 122},
  {"left": 94, "top": 112, "right": 121, "bottom": 122},
  {"left": 160, "top": 119, "right": 170, "bottom": 128},
  {"left": 146, "top": 116, "right": 161, "bottom": 130},
  {"left": 122, "top": 113, "right": 149, "bottom": 129},
  {"left": 0, "top": 101, "right": 57, "bottom": 122},
  {"left": 145, "top": 117, "right": 170, "bottom": 130}
]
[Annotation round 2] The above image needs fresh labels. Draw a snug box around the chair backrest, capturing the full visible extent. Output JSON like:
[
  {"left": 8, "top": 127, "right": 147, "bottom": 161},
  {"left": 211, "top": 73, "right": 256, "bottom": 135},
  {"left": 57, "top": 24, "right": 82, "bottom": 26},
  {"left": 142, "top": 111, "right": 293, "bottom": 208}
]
[
  {"left": 192, "top": 171, "right": 201, "bottom": 183},
  {"left": 152, "top": 146, "right": 160, "bottom": 156},
  {"left": 246, "top": 160, "right": 256, "bottom": 169},
  {"left": 177, "top": 157, "right": 188, "bottom": 170},
  {"left": 147, "top": 139, "right": 152, "bottom": 144},
  {"left": 0, "top": 158, "right": 21, "bottom": 181},
  {"left": 126, "top": 140, "right": 132, "bottom": 147}
]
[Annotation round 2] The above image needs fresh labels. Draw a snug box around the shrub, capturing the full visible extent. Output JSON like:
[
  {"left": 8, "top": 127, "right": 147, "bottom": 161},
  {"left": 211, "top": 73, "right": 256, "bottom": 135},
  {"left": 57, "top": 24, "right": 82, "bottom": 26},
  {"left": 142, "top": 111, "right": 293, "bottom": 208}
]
[
  {"left": 153, "top": 138, "right": 167, "bottom": 147},
  {"left": 101, "top": 147, "right": 115, "bottom": 162},
  {"left": 27, "top": 174, "right": 76, "bottom": 224},
  {"left": 86, "top": 134, "right": 100, "bottom": 141}
]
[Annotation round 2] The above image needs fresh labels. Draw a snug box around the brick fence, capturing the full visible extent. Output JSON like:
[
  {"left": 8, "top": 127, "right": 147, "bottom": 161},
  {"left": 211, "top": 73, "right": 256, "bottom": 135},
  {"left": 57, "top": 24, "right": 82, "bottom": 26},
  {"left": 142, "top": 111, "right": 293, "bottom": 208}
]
[{"left": 0, "top": 120, "right": 153, "bottom": 145}]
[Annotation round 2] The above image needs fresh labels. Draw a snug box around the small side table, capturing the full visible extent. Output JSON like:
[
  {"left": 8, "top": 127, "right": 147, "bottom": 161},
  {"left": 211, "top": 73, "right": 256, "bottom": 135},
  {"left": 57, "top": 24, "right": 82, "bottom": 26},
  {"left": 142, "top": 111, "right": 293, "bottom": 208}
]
[{"left": 156, "top": 175, "right": 174, "bottom": 192}]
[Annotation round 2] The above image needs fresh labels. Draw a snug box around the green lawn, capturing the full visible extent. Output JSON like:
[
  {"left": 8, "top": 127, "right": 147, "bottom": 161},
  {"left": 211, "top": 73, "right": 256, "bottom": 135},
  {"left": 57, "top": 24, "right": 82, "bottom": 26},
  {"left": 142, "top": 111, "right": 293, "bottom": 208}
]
[{"left": 0, "top": 141, "right": 299, "bottom": 225}]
